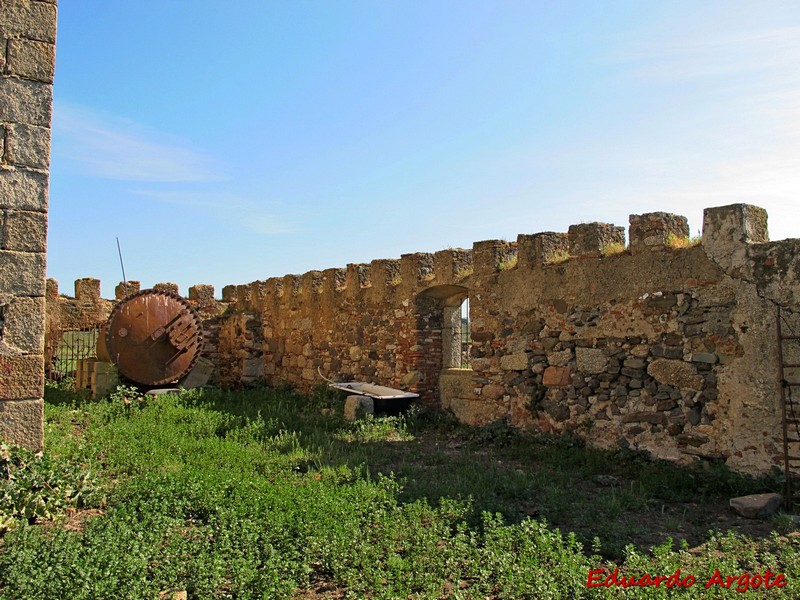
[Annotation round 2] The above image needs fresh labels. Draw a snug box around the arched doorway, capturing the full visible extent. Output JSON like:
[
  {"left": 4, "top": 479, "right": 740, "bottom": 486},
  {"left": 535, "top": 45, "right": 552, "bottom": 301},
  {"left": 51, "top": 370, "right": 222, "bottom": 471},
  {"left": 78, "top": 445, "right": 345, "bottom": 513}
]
[{"left": 413, "top": 285, "right": 471, "bottom": 407}]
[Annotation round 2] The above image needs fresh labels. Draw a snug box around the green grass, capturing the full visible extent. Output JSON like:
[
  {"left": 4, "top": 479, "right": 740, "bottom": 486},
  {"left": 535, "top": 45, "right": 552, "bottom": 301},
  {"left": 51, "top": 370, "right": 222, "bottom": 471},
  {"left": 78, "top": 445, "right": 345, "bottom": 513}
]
[{"left": 0, "top": 383, "right": 798, "bottom": 598}]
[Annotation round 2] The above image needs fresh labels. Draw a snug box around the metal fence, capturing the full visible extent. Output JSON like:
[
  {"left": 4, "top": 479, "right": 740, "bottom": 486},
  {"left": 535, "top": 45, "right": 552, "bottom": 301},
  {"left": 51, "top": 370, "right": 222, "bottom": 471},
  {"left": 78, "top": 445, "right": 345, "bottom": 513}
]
[
  {"left": 460, "top": 297, "right": 471, "bottom": 368},
  {"left": 47, "top": 324, "right": 102, "bottom": 383}
]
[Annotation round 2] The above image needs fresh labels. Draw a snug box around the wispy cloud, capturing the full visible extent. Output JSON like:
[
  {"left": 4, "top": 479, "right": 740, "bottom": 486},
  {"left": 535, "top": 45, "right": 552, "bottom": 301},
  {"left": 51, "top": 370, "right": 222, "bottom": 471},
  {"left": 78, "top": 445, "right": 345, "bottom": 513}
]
[
  {"left": 610, "top": 26, "right": 800, "bottom": 82},
  {"left": 53, "top": 103, "right": 227, "bottom": 183},
  {"left": 132, "top": 189, "right": 297, "bottom": 235},
  {"left": 572, "top": 23, "right": 800, "bottom": 241}
]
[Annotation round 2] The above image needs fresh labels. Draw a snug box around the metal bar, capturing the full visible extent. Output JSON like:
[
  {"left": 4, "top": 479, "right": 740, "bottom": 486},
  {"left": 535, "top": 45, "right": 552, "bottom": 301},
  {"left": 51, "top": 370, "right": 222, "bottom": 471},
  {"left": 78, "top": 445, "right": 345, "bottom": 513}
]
[
  {"left": 116, "top": 236, "right": 127, "bottom": 285},
  {"left": 778, "top": 306, "right": 792, "bottom": 508}
]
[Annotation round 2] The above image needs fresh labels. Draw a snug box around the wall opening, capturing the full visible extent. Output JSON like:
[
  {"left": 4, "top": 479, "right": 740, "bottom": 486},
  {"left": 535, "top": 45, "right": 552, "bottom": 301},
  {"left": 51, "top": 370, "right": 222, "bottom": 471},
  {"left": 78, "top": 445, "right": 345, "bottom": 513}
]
[
  {"left": 443, "top": 296, "right": 471, "bottom": 369},
  {"left": 417, "top": 285, "right": 470, "bottom": 371}
]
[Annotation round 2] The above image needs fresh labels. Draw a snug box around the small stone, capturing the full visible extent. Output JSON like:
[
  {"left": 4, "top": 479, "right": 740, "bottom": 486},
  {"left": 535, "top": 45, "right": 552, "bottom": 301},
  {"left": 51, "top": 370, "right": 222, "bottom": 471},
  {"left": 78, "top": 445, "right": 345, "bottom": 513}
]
[
  {"left": 547, "top": 348, "right": 572, "bottom": 367},
  {"left": 647, "top": 359, "right": 703, "bottom": 390},
  {"left": 656, "top": 399, "right": 678, "bottom": 412},
  {"left": 576, "top": 347, "right": 607, "bottom": 374},
  {"left": 729, "top": 493, "right": 783, "bottom": 519},
  {"left": 623, "top": 358, "right": 646, "bottom": 369},
  {"left": 344, "top": 395, "right": 374, "bottom": 421},
  {"left": 676, "top": 433, "right": 708, "bottom": 446},
  {"left": 691, "top": 352, "right": 718, "bottom": 364},
  {"left": 543, "top": 366, "right": 571, "bottom": 386},
  {"left": 500, "top": 352, "right": 529, "bottom": 371},
  {"left": 594, "top": 474, "right": 621, "bottom": 486}
]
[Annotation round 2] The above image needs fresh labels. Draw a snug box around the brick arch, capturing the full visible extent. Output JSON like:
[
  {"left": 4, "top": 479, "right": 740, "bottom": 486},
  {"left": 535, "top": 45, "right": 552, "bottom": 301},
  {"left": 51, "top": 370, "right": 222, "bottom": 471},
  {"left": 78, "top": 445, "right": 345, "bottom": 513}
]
[{"left": 411, "top": 285, "right": 469, "bottom": 407}]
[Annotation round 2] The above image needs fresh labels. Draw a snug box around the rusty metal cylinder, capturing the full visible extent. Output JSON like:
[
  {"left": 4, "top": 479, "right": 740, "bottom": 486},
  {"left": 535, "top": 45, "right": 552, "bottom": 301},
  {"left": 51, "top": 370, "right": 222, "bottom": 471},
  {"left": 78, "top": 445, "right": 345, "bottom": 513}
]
[{"left": 102, "top": 289, "right": 204, "bottom": 386}]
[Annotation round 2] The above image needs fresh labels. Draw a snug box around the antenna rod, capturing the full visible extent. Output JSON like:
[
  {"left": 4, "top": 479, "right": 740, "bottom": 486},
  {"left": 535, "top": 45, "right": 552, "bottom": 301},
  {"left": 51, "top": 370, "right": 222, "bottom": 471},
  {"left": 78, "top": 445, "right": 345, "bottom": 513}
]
[{"left": 116, "top": 236, "right": 127, "bottom": 285}]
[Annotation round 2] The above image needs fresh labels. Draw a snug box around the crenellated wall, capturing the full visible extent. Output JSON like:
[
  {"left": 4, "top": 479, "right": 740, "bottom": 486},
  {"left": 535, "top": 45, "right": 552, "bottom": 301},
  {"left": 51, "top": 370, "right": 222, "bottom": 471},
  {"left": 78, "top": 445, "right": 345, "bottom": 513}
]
[
  {"left": 43, "top": 203, "right": 800, "bottom": 476},
  {"left": 212, "top": 203, "right": 800, "bottom": 476}
]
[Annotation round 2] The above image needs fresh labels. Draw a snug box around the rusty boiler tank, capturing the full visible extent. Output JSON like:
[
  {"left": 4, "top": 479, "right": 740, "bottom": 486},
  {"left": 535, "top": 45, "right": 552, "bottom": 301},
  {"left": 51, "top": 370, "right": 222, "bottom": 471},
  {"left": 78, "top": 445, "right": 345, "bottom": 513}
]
[{"left": 97, "top": 289, "right": 204, "bottom": 386}]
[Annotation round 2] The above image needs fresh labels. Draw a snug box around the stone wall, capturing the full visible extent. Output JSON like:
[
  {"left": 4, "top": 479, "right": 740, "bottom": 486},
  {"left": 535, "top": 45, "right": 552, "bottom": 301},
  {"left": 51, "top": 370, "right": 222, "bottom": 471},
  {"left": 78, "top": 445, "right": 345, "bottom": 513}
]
[
  {"left": 42, "top": 204, "right": 800, "bottom": 476},
  {"left": 0, "top": 0, "right": 57, "bottom": 450},
  {"left": 214, "top": 204, "right": 799, "bottom": 476}
]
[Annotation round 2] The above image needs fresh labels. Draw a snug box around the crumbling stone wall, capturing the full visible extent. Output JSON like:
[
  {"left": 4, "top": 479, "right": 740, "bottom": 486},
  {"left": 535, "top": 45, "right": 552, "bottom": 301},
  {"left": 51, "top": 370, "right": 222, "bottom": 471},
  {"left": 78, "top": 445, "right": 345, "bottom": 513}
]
[
  {"left": 0, "top": 0, "right": 57, "bottom": 450},
  {"left": 42, "top": 204, "right": 800, "bottom": 476},
  {"left": 216, "top": 204, "right": 799, "bottom": 476}
]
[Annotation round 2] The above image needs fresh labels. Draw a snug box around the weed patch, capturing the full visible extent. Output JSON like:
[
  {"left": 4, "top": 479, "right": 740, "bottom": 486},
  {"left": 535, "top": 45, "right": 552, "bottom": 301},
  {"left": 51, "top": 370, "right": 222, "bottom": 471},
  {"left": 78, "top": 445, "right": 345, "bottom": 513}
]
[{"left": 0, "top": 384, "right": 797, "bottom": 598}]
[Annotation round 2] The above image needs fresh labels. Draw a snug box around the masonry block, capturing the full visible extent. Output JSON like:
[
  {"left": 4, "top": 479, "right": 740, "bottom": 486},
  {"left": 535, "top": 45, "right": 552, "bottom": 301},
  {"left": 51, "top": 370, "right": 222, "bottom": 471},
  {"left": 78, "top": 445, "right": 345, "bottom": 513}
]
[
  {"left": 45, "top": 277, "right": 57, "bottom": 298},
  {"left": 517, "top": 232, "right": 569, "bottom": 267},
  {"left": 0, "top": 167, "right": 48, "bottom": 211},
  {"left": 472, "top": 240, "right": 516, "bottom": 274},
  {"left": 702, "top": 204, "right": 769, "bottom": 275},
  {"left": 264, "top": 277, "right": 283, "bottom": 298},
  {"left": 89, "top": 361, "right": 119, "bottom": 399},
  {"left": 221, "top": 285, "right": 236, "bottom": 302},
  {"left": 543, "top": 366, "right": 571, "bottom": 386},
  {"left": 302, "top": 270, "right": 324, "bottom": 294},
  {"left": 179, "top": 356, "right": 214, "bottom": 389},
  {"left": 3, "top": 209, "right": 47, "bottom": 251},
  {"left": 0, "top": 399, "right": 43, "bottom": 450},
  {"left": 5, "top": 123, "right": 51, "bottom": 170},
  {"left": 369, "top": 259, "right": 401, "bottom": 287},
  {"left": 251, "top": 280, "right": 269, "bottom": 307},
  {"left": 0, "top": 0, "right": 58, "bottom": 43},
  {"left": 0, "top": 354, "right": 43, "bottom": 399},
  {"left": 153, "top": 282, "right": 179, "bottom": 295},
  {"left": 234, "top": 284, "right": 251, "bottom": 308},
  {"left": 344, "top": 395, "right": 374, "bottom": 421},
  {"left": 115, "top": 280, "right": 140, "bottom": 299},
  {"left": 188, "top": 284, "right": 214, "bottom": 303},
  {"left": 629, "top": 212, "right": 689, "bottom": 253},
  {"left": 7, "top": 38, "right": 55, "bottom": 83},
  {"left": 345, "top": 263, "right": 371, "bottom": 290},
  {"left": 322, "top": 268, "right": 346, "bottom": 293},
  {"left": 703, "top": 204, "right": 768, "bottom": 246},
  {"left": 0, "top": 78, "right": 52, "bottom": 127},
  {"left": 281, "top": 274, "right": 301, "bottom": 297},
  {"left": 400, "top": 252, "right": 435, "bottom": 284},
  {"left": 433, "top": 248, "right": 472, "bottom": 281},
  {"left": 75, "top": 277, "right": 101, "bottom": 303},
  {"left": 0, "top": 295, "right": 44, "bottom": 353},
  {"left": 568, "top": 222, "right": 625, "bottom": 257},
  {"left": 0, "top": 250, "right": 45, "bottom": 295}
]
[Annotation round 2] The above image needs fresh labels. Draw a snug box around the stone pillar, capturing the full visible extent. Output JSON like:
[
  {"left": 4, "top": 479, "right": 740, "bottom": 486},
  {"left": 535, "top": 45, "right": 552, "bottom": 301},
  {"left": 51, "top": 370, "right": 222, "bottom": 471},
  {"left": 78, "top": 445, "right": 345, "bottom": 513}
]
[
  {"left": 153, "top": 282, "right": 179, "bottom": 295},
  {"left": 115, "top": 280, "right": 140, "bottom": 299},
  {"left": 517, "top": 232, "right": 569, "bottom": 267},
  {"left": 629, "top": 212, "right": 689, "bottom": 254},
  {"left": 568, "top": 222, "right": 625, "bottom": 258},
  {"left": 0, "top": 0, "right": 58, "bottom": 450},
  {"left": 702, "top": 204, "right": 769, "bottom": 276},
  {"left": 472, "top": 240, "right": 516, "bottom": 275}
]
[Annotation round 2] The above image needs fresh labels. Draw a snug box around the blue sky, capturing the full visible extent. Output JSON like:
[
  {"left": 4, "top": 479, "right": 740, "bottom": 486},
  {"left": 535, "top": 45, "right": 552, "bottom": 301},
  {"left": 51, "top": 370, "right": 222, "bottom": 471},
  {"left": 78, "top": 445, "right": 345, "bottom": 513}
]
[{"left": 48, "top": 1, "right": 800, "bottom": 298}]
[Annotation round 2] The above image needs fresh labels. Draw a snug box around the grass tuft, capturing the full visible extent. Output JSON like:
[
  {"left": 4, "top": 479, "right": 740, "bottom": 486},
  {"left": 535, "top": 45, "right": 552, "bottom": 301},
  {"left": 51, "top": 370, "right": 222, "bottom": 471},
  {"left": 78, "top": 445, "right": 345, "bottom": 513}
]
[
  {"left": 667, "top": 232, "right": 702, "bottom": 249},
  {"left": 600, "top": 242, "right": 627, "bottom": 257}
]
